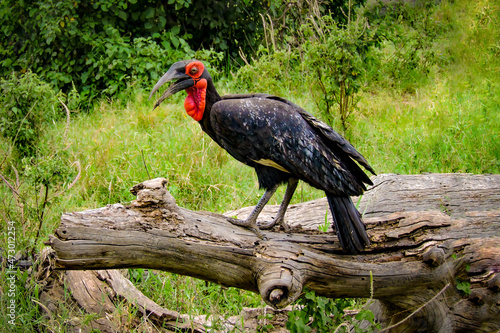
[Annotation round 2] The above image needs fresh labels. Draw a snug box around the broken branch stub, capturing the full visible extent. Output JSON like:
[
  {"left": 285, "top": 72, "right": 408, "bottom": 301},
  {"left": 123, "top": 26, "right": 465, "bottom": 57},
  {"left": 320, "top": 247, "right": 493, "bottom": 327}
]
[
  {"left": 52, "top": 177, "right": 307, "bottom": 307},
  {"left": 49, "top": 174, "right": 500, "bottom": 332}
]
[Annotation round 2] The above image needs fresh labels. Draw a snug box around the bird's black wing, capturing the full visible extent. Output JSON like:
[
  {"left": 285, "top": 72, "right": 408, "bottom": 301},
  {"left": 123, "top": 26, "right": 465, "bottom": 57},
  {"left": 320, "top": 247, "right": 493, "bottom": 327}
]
[
  {"left": 222, "top": 95, "right": 375, "bottom": 178},
  {"left": 267, "top": 96, "right": 376, "bottom": 178},
  {"left": 210, "top": 96, "right": 369, "bottom": 196}
]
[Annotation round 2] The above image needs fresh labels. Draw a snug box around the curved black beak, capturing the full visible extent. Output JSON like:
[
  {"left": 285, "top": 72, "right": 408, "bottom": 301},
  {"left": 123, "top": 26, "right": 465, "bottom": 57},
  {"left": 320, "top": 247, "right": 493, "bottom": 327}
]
[{"left": 149, "top": 60, "right": 194, "bottom": 109}]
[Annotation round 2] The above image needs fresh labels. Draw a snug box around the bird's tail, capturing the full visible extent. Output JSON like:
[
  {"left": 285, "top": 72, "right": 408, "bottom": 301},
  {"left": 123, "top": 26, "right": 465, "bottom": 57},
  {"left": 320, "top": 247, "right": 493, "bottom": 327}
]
[{"left": 326, "top": 194, "right": 370, "bottom": 254}]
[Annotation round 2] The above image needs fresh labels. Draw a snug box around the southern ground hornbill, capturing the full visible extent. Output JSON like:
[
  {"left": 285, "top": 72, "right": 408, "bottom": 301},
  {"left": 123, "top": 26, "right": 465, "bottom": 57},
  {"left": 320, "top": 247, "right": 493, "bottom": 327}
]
[{"left": 149, "top": 60, "right": 376, "bottom": 254}]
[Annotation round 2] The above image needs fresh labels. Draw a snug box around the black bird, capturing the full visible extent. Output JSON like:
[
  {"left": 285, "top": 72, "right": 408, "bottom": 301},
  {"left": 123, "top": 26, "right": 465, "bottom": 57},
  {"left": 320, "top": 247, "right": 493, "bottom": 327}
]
[{"left": 149, "top": 60, "right": 375, "bottom": 254}]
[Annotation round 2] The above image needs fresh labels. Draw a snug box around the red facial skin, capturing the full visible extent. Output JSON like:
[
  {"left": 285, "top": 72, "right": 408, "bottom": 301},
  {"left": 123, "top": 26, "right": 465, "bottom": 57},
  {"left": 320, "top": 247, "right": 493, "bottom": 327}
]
[{"left": 184, "top": 61, "right": 207, "bottom": 121}]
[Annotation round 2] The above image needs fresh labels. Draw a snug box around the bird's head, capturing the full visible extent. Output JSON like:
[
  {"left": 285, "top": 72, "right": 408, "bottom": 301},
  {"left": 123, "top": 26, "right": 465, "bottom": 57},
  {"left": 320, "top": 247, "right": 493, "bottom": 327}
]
[{"left": 149, "top": 60, "right": 211, "bottom": 121}]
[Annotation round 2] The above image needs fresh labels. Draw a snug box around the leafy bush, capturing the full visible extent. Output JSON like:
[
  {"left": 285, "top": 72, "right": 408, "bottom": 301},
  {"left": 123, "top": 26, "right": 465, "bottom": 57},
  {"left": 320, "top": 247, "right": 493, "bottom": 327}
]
[
  {"left": 363, "top": 0, "right": 450, "bottom": 91},
  {"left": 236, "top": 4, "right": 378, "bottom": 133},
  {"left": 236, "top": 0, "right": 450, "bottom": 136},
  {"left": 0, "top": 71, "right": 64, "bottom": 157},
  {"left": 235, "top": 47, "right": 304, "bottom": 95},
  {"left": 301, "top": 14, "right": 378, "bottom": 132},
  {"left": 1, "top": 121, "right": 77, "bottom": 259},
  {"left": 0, "top": 71, "right": 78, "bottom": 254},
  {"left": 265, "top": 0, "right": 367, "bottom": 49},
  {"left": 0, "top": 0, "right": 372, "bottom": 105},
  {"left": 0, "top": 0, "right": 263, "bottom": 103},
  {"left": 286, "top": 289, "right": 379, "bottom": 332}
]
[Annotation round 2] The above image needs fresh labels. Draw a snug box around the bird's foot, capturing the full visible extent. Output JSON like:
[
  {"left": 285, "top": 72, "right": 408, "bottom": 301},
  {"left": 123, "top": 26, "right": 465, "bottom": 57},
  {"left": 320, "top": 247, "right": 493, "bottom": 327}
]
[
  {"left": 226, "top": 216, "right": 254, "bottom": 227},
  {"left": 227, "top": 217, "right": 266, "bottom": 239},
  {"left": 258, "top": 217, "right": 290, "bottom": 232}
]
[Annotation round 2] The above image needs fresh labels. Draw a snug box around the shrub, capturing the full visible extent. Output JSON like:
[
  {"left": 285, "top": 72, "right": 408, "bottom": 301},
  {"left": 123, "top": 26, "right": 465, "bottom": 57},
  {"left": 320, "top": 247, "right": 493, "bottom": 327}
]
[
  {"left": 0, "top": 71, "right": 64, "bottom": 157},
  {"left": 286, "top": 289, "right": 379, "bottom": 332},
  {"left": 301, "top": 14, "right": 378, "bottom": 132},
  {"left": 0, "top": 0, "right": 260, "bottom": 103},
  {"left": 236, "top": 4, "right": 378, "bottom": 134},
  {"left": 363, "top": 0, "right": 449, "bottom": 92}
]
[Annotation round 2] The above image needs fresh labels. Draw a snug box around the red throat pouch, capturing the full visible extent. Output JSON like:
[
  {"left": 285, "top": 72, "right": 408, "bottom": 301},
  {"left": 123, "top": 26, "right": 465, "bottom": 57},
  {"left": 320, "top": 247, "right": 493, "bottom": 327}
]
[{"left": 184, "top": 78, "right": 207, "bottom": 121}]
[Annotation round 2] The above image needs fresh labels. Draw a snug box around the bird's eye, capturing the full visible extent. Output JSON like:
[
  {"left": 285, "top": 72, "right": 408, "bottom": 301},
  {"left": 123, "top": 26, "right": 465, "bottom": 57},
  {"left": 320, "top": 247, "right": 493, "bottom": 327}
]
[{"left": 190, "top": 67, "right": 199, "bottom": 75}]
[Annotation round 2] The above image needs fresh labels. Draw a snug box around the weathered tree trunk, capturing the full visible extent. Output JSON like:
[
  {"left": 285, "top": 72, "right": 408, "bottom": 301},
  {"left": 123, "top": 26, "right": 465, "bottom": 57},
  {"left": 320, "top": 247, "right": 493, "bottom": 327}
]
[{"left": 48, "top": 173, "right": 500, "bottom": 332}]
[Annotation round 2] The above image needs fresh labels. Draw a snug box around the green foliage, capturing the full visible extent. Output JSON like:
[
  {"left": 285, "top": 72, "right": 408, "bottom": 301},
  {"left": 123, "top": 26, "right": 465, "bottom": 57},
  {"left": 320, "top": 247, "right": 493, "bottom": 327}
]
[
  {"left": 452, "top": 254, "right": 472, "bottom": 296},
  {"left": 0, "top": 1, "right": 499, "bottom": 331},
  {"left": 301, "top": 14, "right": 378, "bottom": 132},
  {"left": 22, "top": 152, "right": 74, "bottom": 189},
  {"left": 455, "top": 278, "right": 471, "bottom": 296},
  {"left": 0, "top": 268, "right": 44, "bottom": 331},
  {"left": 0, "top": 0, "right": 196, "bottom": 103},
  {"left": 235, "top": 47, "right": 303, "bottom": 95},
  {"left": 0, "top": 71, "right": 64, "bottom": 157},
  {"left": 237, "top": 0, "right": 452, "bottom": 134},
  {"left": 0, "top": 0, "right": 370, "bottom": 105},
  {"left": 286, "top": 289, "right": 379, "bottom": 332},
  {"left": 128, "top": 268, "right": 265, "bottom": 329},
  {"left": 0, "top": 0, "right": 263, "bottom": 103},
  {"left": 265, "top": 0, "right": 367, "bottom": 50},
  {"left": 363, "top": 0, "right": 451, "bottom": 92},
  {"left": 355, "top": 0, "right": 500, "bottom": 175},
  {"left": 0, "top": 72, "right": 77, "bottom": 254},
  {"left": 318, "top": 209, "right": 331, "bottom": 232},
  {"left": 0, "top": 152, "right": 77, "bottom": 255}
]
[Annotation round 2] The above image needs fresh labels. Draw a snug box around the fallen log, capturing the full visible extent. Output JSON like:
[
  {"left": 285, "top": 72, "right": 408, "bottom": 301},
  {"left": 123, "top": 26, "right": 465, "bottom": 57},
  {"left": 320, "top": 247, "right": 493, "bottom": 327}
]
[{"left": 48, "top": 173, "right": 500, "bottom": 332}]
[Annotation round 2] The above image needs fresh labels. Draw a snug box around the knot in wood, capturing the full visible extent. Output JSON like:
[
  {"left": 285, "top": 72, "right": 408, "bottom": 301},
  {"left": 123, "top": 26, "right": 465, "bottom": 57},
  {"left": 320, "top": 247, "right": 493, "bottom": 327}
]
[
  {"left": 468, "top": 289, "right": 486, "bottom": 306},
  {"left": 257, "top": 265, "right": 303, "bottom": 309},
  {"left": 269, "top": 288, "right": 285, "bottom": 303},
  {"left": 487, "top": 274, "right": 500, "bottom": 293},
  {"left": 423, "top": 246, "right": 446, "bottom": 267}
]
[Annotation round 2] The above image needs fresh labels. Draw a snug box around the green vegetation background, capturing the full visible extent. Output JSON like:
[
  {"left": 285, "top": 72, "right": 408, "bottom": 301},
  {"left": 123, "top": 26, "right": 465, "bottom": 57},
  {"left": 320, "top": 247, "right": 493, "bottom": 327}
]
[{"left": 0, "top": 0, "right": 499, "bottom": 331}]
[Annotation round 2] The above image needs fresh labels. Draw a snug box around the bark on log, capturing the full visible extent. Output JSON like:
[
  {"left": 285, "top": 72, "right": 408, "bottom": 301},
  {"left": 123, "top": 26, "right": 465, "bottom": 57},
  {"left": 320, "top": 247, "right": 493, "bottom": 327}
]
[{"left": 48, "top": 173, "right": 500, "bottom": 332}]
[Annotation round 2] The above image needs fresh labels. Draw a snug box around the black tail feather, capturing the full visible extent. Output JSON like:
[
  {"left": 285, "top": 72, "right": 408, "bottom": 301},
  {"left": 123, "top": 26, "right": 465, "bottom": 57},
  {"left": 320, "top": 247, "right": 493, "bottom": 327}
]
[{"left": 326, "top": 194, "right": 370, "bottom": 254}]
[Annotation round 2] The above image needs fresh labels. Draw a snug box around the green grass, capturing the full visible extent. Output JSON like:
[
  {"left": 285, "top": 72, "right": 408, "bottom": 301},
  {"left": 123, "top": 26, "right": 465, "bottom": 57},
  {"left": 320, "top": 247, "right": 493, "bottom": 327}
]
[
  {"left": 128, "top": 269, "right": 264, "bottom": 319},
  {"left": 355, "top": 76, "right": 499, "bottom": 174},
  {"left": 1, "top": 0, "right": 499, "bottom": 331}
]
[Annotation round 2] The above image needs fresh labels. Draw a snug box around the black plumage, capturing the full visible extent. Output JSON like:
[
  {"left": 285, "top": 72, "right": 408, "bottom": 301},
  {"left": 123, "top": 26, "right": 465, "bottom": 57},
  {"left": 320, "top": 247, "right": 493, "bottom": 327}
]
[{"left": 150, "top": 60, "right": 375, "bottom": 254}]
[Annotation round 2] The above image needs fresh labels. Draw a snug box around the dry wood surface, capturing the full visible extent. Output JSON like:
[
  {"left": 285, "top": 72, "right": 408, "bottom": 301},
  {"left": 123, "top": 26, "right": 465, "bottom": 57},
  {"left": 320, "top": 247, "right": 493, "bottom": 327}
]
[{"left": 46, "top": 173, "right": 500, "bottom": 332}]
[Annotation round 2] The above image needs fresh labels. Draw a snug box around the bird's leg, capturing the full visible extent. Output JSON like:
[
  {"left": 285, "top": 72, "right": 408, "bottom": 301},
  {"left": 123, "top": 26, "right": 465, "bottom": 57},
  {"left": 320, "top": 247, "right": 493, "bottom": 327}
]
[
  {"left": 227, "top": 184, "right": 279, "bottom": 238},
  {"left": 259, "top": 178, "right": 299, "bottom": 231}
]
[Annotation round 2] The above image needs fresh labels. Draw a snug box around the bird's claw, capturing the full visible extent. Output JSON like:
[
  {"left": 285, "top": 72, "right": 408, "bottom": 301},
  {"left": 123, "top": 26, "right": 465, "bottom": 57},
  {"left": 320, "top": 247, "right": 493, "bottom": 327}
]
[
  {"left": 257, "top": 220, "right": 275, "bottom": 230},
  {"left": 226, "top": 216, "right": 252, "bottom": 227},
  {"left": 258, "top": 217, "right": 290, "bottom": 232},
  {"left": 226, "top": 215, "right": 290, "bottom": 238},
  {"left": 227, "top": 217, "right": 266, "bottom": 239},
  {"left": 258, "top": 219, "right": 278, "bottom": 230}
]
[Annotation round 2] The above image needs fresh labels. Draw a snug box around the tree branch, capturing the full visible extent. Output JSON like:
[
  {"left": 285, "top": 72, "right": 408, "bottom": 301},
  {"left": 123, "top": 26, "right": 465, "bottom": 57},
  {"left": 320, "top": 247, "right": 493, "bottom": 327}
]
[{"left": 48, "top": 174, "right": 500, "bottom": 332}]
